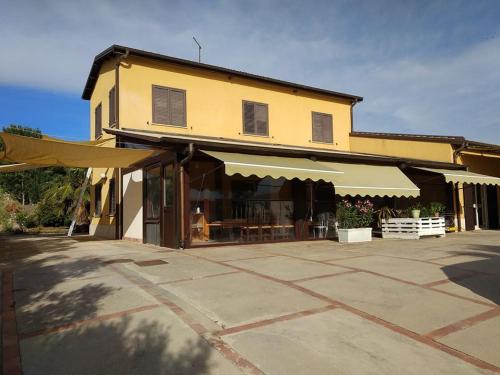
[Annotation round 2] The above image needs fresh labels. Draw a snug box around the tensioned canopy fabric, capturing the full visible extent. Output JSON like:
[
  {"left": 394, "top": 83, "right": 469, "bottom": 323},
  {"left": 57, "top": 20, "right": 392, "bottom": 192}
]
[
  {"left": 415, "top": 167, "right": 500, "bottom": 186},
  {"left": 0, "top": 132, "right": 157, "bottom": 168},
  {"left": 202, "top": 150, "right": 420, "bottom": 197},
  {"left": 201, "top": 150, "right": 343, "bottom": 182},
  {"left": 0, "top": 163, "right": 46, "bottom": 173},
  {"left": 317, "top": 161, "right": 420, "bottom": 197}
]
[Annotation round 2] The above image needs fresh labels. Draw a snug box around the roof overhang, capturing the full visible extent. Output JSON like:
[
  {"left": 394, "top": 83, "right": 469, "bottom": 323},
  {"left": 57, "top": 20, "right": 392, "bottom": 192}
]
[
  {"left": 105, "top": 128, "right": 466, "bottom": 170},
  {"left": 82, "top": 45, "right": 363, "bottom": 103}
]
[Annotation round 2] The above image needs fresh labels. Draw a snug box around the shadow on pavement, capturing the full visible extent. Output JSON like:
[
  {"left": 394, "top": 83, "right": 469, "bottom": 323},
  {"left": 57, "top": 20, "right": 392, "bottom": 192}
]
[
  {"left": 22, "top": 316, "right": 213, "bottom": 375},
  {"left": 441, "top": 245, "right": 500, "bottom": 306},
  {"left": 1, "top": 234, "right": 215, "bottom": 374}
]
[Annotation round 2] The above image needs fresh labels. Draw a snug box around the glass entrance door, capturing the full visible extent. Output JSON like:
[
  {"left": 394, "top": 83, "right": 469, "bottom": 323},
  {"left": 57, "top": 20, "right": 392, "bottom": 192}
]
[{"left": 144, "top": 165, "right": 161, "bottom": 245}]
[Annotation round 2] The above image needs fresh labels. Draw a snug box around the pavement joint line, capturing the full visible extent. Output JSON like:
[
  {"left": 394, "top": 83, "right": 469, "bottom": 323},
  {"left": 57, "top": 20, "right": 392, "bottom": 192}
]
[
  {"left": 186, "top": 249, "right": 500, "bottom": 373},
  {"left": 334, "top": 302, "right": 500, "bottom": 374},
  {"left": 215, "top": 305, "right": 338, "bottom": 336},
  {"left": 18, "top": 304, "right": 162, "bottom": 340},
  {"left": 2, "top": 270, "right": 22, "bottom": 375},
  {"left": 155, "top": 271, "right": 241, "bottom": 286},
  {"left": 421, "top": 271, "right": 482, "bottom": 288},
  {"left": 108, "top": 264, "right": 264, "bottom": 375},
  {"left": 289, "top": 270, "right": 359, "bottom": 283},
  {"left": 272, "top": 251, "right": 497, "bottom": 308},
  {"left": 424, "top": 308, "right": 500, "bottom": 340},
  {"left": 219, "top": 254, "right": 280, "bottom": 263},
  {"left": 321, "top": 253, "right": 375, "bottom": 262}
]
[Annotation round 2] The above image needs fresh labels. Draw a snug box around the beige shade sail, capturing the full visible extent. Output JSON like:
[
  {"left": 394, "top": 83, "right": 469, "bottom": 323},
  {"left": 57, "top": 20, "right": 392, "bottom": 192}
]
[
  {"left": 317, "top": 161, "right": 420, "bottom": 197},
  {"left": 201, "top": 150, "right": 343, "bottom": 182},
  {"left": 0, "top": 163, "right": 46, "bottom": 173},
  {"left": 0, "top": 132, "right": 157, "bottom": 168},
  {"left": 415, "top": 167, "right": 500, "bottom": 186}
]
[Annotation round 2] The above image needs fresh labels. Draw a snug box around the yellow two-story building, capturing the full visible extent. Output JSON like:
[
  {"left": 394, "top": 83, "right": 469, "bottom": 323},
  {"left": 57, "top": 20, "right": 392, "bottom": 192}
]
[{"left": 83, "top": 45, "right": 500, "bottom": 248}]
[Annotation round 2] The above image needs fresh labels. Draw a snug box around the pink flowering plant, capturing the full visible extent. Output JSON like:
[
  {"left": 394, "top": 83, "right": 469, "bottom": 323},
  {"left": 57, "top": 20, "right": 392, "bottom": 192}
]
[{"left": 336, "top": 199, "right": 374, "bottom": 229}]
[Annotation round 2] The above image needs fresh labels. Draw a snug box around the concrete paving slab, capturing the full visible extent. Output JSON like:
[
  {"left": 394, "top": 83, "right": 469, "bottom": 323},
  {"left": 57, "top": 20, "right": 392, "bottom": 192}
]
[
  {"left": 257, "top": 241, "right": 367, "bottom": 260},
  {"left": 20, "top": 307, "right": 244, "bottom": 375},
  {"left": 122, "top": 254, "right": 234, "bottom": 284},
  {"left": 15, "top": 273, "right": 159, "bottom": 334},
  {"left": 185, "top": 246, "right": 274, "bottom": 261},
  {"left": 226, "top": 256, "right": 347, "bottom": 281},
  {"left": 224, "top": 308, "right": 493, "bottom": 375},
  {"left": 162, "top": 272, "right": 327, "bottom": 327},
  {"left": 432, "top": 274, "right": 500, "bottom": 306},
  {"left": 439, "top": 315, "right": 500, "bottom": 368},
  {"left": 298, "top": 272, "right": 489, "bottom": 333},
  {"left": 329, "top": 255, "right": 466, "bottom": 284}
]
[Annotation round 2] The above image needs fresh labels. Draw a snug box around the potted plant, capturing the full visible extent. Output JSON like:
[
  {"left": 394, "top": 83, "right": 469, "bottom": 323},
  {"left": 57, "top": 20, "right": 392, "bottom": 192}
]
[
  {"left": 429, "top": 202, "right": 446, "bottom": 217},
  {"left": 409, "top": 203, "right": 421, "bottom": 219},
  {"left": 336, "top": 199, "right": 374, "bottom": 243}
]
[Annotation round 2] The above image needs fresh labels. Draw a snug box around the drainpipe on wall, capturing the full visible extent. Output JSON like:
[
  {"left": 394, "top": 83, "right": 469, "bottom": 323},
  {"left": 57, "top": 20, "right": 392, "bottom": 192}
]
[
  {"left": 179, "top": 143, "right": 195, "bottom": 249},
  {"left": 114, "top": 48, "right": 129, "bottom": 240},
  {"left": 350, "top": 99, "right": 359, "bottom": 134}
]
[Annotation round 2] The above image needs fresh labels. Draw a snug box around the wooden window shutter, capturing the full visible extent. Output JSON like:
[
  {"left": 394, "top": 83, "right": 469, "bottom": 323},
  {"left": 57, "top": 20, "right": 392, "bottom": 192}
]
[
  {"left": 255, "top": 104, "right": 268, "bottom": 135},
  {"left": 322, "top": 114, "right": 333, "bottom": 143},
  {"left": 243, "top": 102, "right": 255, "bottom": 134},
  {"left": 312, "top": 112, "right": 333, "bottom": 143},
  {"left": 109, "top": 86, "right": 116, "bottom": 126},
  {"left": 95, "top": 103, "right": 102, "bottom": 139},
  {"left": 152, "top": 86, "right": 170, "bottom": 124},
  {"left": 312, "top": 112, "right": 323, "bottom": 142},
  {"left": 169, "top": 89, "right": 186, "bottom": 126}
]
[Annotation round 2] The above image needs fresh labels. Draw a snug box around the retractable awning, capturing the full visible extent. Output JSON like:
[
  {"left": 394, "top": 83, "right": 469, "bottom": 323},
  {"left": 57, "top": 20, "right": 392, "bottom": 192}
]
[
  {"left": 0, "top": 132, "right": 158, "bottom": 168},
  {"left": 201, "top": 150, "right": 343, "bottom": 182},
  {"left": 414, "top": 167, "right": 500, "bottom": 186},
  {"left": 318, "top": 161, "right": 420, "bottom": 197},
  {"left": 202, "top": 150, "right": 419, "bottom": 197}
]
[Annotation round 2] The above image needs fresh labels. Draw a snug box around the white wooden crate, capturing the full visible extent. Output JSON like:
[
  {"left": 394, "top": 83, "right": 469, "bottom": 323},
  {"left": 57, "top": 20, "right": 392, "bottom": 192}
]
[{"left": 381, "top": 217, "right": 446, "bottom": 240}]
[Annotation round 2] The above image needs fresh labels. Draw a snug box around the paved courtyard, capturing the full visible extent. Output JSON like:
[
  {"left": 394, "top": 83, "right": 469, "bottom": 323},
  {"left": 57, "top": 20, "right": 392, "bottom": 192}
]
[{"left": 1, "top": 231, "right": 499, "bottom": 374}]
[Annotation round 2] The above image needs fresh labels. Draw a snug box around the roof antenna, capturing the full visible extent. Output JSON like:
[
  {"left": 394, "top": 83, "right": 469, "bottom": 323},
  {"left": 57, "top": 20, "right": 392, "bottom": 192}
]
[{"left": 192, "top": 36, "right": 202, "bottom": 63}]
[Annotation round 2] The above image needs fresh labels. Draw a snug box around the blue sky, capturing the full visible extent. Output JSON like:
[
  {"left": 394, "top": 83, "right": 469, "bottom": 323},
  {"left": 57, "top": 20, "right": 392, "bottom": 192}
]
[{"left": 1, "top": 0, "right": 499, "bottom": 142}]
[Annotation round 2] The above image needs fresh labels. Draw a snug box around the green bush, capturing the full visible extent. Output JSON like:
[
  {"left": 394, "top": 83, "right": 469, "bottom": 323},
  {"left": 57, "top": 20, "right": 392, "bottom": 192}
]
[{"left": 336, "top": 199, "right": 374, "bottom": 229}]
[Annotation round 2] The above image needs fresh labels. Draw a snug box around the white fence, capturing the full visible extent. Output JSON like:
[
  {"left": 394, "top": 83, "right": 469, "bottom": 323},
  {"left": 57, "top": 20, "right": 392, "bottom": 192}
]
[{"left": 381, "top": 217, "right": 446, "bottom": 240}]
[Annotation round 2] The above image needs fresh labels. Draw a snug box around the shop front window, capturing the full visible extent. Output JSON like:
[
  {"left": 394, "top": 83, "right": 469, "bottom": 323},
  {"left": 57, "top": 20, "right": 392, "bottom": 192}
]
[{"left": 189, "top": 156, "right": 335, "bottom": 246}]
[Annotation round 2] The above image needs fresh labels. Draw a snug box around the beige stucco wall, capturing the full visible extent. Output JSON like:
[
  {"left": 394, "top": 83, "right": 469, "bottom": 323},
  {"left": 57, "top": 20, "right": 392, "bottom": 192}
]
[
  {"left": 118, "top": 56, "right": 353, "bottom": 151},
  {"left": 349, "top": 136, "right": 454, "bottom": 163},
  {"left": 122, "top": 169, "right": 143, "bottom": 241}
]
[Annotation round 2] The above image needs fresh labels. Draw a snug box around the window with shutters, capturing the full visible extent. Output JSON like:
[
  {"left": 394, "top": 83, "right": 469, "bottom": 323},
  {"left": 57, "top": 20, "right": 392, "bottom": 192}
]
[
  {"left": 95, "top": 103, "right": 102, "bottom": 139},
  {"left": 152, "top": 85, "right": 186, "bottom": 127},
  {"left": 109, "top": 86, "right": 116, "bottom": 127},
  {"left": 311, "top": 112, "right": 333, "bottom": 143},
  {"left": 94, "top": 183, "right": 102, "bottom": 216},
  {"left": 242, "top": 101, "right": 269, "bottom": 136},
  {"left": 108, "top": 178, "right": 116, "bottom": 216}
]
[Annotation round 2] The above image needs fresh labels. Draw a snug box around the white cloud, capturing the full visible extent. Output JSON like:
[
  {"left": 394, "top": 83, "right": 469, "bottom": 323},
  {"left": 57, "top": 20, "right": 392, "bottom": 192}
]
[{"left": 0, "top": 0, "right": 499, "bottom": 143}]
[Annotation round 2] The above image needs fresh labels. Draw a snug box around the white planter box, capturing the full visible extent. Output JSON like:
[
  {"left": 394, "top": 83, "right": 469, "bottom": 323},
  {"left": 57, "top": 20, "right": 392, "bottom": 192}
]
[
  {"left": 382, "top": 217, "right": 445, "bottom": 240},
  {"left": 338, "top": 228, "right": 372, "bottom": 243}
]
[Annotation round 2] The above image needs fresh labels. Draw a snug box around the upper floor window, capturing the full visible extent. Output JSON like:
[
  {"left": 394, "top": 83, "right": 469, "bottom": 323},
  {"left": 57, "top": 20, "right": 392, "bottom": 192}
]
[
  {"left": 152, "top": 85, "right": 186, "bottom": 127},
  {"left": 311, "top": 112, "right": 333, "bottom": 143},
  {"left": 109, "top": 86, "right": 116, "bottom": 127},
  {"left": 108, "top": 178, "right": 116, "bottom": 216},
  {"left": 95, "top": 103, "right": 102, "bottom": 139},
  {"left": 242, "top": 101, "right": 268, "bottom": 136},
  {"left": 94, "top": 183, "right": 102, "bottom": 216}
]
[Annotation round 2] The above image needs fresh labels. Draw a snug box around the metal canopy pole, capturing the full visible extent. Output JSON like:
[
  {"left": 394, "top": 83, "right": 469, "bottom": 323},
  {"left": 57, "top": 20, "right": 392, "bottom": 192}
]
[{"left": 68, "top": 168, "right": 92, "bottom": 237}]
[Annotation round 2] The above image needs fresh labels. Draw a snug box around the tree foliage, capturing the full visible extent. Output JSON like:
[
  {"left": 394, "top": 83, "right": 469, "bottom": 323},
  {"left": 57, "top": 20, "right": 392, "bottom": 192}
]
[{"left": 0, "top": 125, "right": 90, "bottom": 229}]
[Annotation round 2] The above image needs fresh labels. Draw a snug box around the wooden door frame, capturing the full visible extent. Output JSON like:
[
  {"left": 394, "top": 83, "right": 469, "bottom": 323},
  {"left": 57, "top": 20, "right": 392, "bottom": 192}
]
[{"left": 143, "top": 163, "right": 163, "bottom": 245}]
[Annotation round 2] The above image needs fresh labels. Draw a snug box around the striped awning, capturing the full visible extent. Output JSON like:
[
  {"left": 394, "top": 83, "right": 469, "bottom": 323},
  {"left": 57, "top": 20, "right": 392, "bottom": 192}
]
[
  {"left": 318, "top": 161, "right": 420, "bottom": 197},
  {"left": 201, "top": 150, "right": 342, "bottom": 182},
  {"left": 415, "top": 167, "right": 500, "bottom": 186}
]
